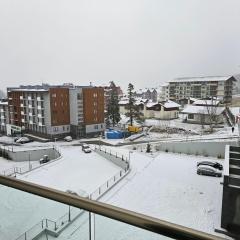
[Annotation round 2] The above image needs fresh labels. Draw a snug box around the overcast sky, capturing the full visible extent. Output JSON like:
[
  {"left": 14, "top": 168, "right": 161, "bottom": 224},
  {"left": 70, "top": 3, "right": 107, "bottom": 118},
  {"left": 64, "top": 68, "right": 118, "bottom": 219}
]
[{"left": 0, "top": 0, "right": 240, "bottom": 92}]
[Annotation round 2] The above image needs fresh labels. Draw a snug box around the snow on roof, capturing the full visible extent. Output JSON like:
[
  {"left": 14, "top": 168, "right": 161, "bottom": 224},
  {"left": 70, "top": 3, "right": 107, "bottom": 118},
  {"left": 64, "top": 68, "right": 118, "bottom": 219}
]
[
  {"left": 160, "top": 82, "right": 169, "bottom": 87},
  {"left": 193, "top": 99, "right": 220, "bottom": 106},
  {"left": 146, "top": 102, "right": 158, "bottom": 108},
  {"left": 169, "top": 76, "right": 235, "bottom": 83},
  {"left": 119, "top": 99, "right": 129, "bottom": 105},
  {"left": 163, "top": 100, "right": 180, "bottom": 108},
  {"left": 0, "top": 101, "right": 8, "bottom": 105},
  {"left": 8, "top": 88, "right": 48, "bottom": 92},
  {"left": 181, "top": 105, "right": 225, "bottom": 115}
]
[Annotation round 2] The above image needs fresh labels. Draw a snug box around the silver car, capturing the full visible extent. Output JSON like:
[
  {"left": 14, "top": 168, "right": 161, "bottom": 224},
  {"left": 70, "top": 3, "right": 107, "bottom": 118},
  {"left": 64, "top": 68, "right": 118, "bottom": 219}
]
[{"left": 197, "top": 165, "right": 222, "bottom": 177}]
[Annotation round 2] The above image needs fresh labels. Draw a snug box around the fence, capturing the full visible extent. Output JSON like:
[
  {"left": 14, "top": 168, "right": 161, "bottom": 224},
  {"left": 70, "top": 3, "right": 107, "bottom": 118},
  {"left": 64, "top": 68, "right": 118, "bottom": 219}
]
[
  {"left": 13, "top": 146, "right": 131, "bottom": 240},
  {"left": 0, "top": 146, "right": 62, "bottom": 177},
  {"left": 94, "top": 145, "right": 129, "bottom": 170}
]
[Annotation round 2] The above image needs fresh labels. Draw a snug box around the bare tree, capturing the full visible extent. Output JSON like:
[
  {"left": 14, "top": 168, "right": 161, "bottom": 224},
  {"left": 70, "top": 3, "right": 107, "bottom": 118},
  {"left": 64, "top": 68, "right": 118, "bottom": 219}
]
[{"left": 204, "top": 98, "right": 221, "bottom": 132}]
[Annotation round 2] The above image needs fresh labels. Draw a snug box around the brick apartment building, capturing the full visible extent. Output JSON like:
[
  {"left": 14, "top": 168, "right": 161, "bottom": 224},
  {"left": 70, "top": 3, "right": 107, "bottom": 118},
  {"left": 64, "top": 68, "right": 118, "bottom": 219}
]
[
  {"left": 69, "top": 86, "right": 105, "bottom": 138},
  {"left": 6, "top": 84, "right": 105, "bottom": 138},
  {"left": 7, "top": 86, "right": 71, "bottom": 137},
  {"left": 168, "top": 76, "right": 236, "bottom": 104}
]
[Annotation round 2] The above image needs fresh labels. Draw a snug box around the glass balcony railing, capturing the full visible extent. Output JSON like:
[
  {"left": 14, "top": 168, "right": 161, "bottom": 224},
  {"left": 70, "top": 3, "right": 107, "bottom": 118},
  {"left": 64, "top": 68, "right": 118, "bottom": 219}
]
[{"left": 0, "top": 175, "right": 224, "bottom": 240}]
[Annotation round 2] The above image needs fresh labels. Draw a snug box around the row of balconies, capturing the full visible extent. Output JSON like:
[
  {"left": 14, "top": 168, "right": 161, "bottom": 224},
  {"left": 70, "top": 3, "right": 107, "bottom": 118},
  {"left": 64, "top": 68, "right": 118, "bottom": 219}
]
[
  {"left": 20, "top": 96, "right": 44, "bottom": 101},
  {"left": 20, "top": 103, "right": 44, "bottom": 110}
]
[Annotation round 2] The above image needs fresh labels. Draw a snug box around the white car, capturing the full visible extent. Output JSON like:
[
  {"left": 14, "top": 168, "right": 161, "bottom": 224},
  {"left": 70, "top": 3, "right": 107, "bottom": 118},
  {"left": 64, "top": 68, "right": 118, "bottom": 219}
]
[
  {"left": 83, "top": 147, "right": 91, "bottom": 153},
  {"left": 64, "top": 136, "right": 73, "bottom": 142},
  {"left": 16, "top": 137, "right": 31, "bottom": 144}
]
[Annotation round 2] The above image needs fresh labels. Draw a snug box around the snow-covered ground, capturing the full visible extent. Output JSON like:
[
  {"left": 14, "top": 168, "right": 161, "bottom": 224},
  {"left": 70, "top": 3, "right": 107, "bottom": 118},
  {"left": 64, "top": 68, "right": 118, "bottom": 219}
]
[
  {"left": 0, "top": 144, "right": 122, "bottom": 240},
  {"left": 34, "top": 147, "right": 225, "bottom": 240},
  {"left": 18, "top": 145, "right": 121, "bottom": 194},
  {"left": 0, "top": 134, "right": 228, "bottom": 239}
]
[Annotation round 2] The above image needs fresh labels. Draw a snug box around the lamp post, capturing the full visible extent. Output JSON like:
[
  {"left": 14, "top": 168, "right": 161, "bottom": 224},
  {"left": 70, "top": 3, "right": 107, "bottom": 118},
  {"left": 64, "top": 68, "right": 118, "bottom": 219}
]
[{"left": 28, "top": 153, "right": 31, "bottom": 171}]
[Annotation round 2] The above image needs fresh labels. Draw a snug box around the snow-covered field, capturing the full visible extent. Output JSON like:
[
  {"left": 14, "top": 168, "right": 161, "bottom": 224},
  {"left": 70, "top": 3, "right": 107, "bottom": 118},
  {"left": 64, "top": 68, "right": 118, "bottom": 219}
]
[
  {"left": 33, "top": 147, "right": 225, "bottom": 240},
  {"left": 0, "top": 133, "right": 227, "bottom": 240},
  {"left": 0, "top": 143, "right": 122, "bottom": 240}
]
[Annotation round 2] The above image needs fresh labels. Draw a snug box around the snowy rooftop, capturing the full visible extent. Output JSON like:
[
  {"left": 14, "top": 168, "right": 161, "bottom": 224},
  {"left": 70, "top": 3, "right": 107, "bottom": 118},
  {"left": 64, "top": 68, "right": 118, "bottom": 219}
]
[
  {"left": 146, "top": 100, "right": 180, "bottom": 109},
  {"left": 8, "top": 88, "right": 48, "bottom": 92},
  {"left": 119, "top": 99, "right": 129, "bottom": 105},
  {"left": 163, "top": 100, "right": 180, "bottom": 108},
  {"left": 181, "top": 105, "right": 225, "bottom": 115},
  {"left": 169, "top": 76, "right": 234, "bottom": 83},
  {"left": 193, "top": 99, "right": 220, "bottom": 106},
  {"left": 0, "top": 101, "right": 8, "bottom": 105}
]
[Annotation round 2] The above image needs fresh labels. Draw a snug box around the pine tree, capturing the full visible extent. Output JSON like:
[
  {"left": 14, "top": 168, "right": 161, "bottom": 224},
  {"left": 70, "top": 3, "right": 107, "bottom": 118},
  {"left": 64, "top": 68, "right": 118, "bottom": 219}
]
[
  {"left": 106, "top": 82, "right": 120, "bottom": 127},
  {"left": 127, "top": 83, "right": 135, "bottom": 126},
  {"left": 127, "top": 83, "right": 143, "bottom": 126}
]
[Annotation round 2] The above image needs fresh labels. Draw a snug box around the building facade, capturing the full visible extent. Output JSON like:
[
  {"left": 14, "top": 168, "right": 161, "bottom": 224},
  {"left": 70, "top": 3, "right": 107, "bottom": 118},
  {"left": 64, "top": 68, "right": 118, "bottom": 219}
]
[
  {"left": 7, "top": 84, "right": 105, "bottom": 138},
  {"left": 7, "top": 86, "right": 71, "bottom": 137},
  {"left": 70, "top": 86, "right": 105, "bottom": 138},
  {"left": 144, "top": 100, "right": 180, "bottom": 120},
  {"left": 0, "top": 100, "right": 9, "bottom": 133},
  {"left": 168, "top": 76, "right": 236, "bottom": 103}
]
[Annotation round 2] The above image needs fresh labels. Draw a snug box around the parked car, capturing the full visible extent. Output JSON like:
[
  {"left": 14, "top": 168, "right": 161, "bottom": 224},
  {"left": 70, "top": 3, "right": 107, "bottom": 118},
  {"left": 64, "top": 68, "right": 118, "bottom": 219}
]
[
  {"left": 14, "top": 136, "right": 21, "bottom": 142},
  {"left": 197, "top": 166, "right": 222, "bottom": 177},
  {"left": 40, "top": 155, "right": 50, "bottom": 164},
  {"left": 64, "top": 136, "right": 73, "bottom": 142},
  {"left": 197, "top": 161, "right": 223, "bottom": 170},
  {"left": 16, "top": 137, "right": 32, "bottom": 144},
  {"left": 82, "top": 143, "right": 90, "bottom": 150},
  {"left": 83, "top": 147, "right": 92, "bottom": 153}
]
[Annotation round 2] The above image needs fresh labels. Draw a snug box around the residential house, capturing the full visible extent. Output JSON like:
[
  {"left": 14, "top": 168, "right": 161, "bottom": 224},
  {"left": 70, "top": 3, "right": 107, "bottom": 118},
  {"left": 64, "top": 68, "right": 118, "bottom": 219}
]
[{"left": 144, "top": 100, "right": 180, "bottom": 120}]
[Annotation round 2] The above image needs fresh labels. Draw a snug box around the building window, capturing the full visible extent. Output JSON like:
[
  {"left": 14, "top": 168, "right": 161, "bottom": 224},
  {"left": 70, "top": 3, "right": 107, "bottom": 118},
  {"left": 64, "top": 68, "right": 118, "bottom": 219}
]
[
  {"left": 94, "top": 125, "right": 98, "bottom": 129},
  {"left": 188, "top": 114, "right": 194, "bottom": 119}
]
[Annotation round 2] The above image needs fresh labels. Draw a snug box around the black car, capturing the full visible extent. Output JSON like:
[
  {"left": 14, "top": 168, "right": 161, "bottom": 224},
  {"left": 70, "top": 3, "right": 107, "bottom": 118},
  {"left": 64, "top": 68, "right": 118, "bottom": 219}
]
[{"left": 197, "top": 161, "right": 223, "bottom": 170}]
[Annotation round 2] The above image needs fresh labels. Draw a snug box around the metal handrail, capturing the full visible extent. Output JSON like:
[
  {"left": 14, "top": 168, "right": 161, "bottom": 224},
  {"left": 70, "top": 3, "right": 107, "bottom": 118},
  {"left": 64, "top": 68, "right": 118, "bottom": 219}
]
[{"left": 0, "top": 175, "right": 224, "bottom": 240}]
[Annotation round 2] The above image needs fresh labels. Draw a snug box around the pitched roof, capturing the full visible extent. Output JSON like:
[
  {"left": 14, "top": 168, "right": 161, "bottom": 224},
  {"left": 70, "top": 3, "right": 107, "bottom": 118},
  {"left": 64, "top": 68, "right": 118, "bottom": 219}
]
[
  {"left": 181, "top": 105, "right": 225, "bottom": 115},
  {"left": 163, "top": 100, "right": 180, "bottom": 108}
]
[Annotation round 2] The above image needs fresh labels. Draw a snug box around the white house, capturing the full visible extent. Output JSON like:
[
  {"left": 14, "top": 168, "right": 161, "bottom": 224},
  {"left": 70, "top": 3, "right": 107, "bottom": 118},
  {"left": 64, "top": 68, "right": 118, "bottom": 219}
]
[{"left": 181, "top": 105, "right": 226, "bottom": 124}]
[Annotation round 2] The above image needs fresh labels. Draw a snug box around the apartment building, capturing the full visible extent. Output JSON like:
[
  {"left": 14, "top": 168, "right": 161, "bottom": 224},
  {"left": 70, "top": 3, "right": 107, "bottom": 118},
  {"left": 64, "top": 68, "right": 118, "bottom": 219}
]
[
  {"left": 168, "top": 76, "right": 236, "bottom": 103},
  {"left": 0, "top": 100, "right": 9, "bottom": 133},
  {"left": 7, "top": 86, "right": 71, "bottom": 137},
  {"left": 7, "top": 85, "right": 105, "bottom": 138},
  {"left": 69, "top": 86, "right": 106, "bottom": 138}
]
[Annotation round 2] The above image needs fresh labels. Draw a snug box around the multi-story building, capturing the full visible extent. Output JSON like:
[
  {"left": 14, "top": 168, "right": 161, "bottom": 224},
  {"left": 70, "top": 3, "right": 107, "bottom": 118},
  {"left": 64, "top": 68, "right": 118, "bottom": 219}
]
[
  {"left": 168, "top": 76, "right": 236, "bottom": 103},
  {"left": 7, "top": 86, "right": 71, "bottom": 137},
  {"left": 7, "top": 84, "right": 105, "bottom": 138},
  {"left": 70, "top": 86, "right": 105, "bottom": 138},
  {"left": 0, "top": 99, "right": 9, "bottom": 133}
]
